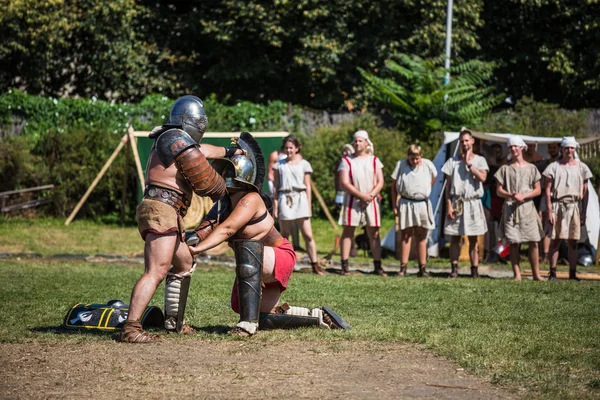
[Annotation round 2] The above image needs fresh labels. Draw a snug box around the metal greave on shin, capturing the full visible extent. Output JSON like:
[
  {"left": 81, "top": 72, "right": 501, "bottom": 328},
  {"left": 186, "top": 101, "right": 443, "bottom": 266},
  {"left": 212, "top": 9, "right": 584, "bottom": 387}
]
[
  {"left": 234, "top": 240, "right": 263, "bottom": 335},
  {"left": 164, "top": 263, "right": 196, "bottom": 333}
]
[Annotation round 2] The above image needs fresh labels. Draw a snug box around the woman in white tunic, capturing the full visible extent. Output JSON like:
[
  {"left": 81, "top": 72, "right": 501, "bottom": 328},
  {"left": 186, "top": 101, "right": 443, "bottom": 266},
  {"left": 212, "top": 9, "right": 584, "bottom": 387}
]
[
  {"left": 543, "top": 136, "right": 593, "bottom": 280},
  {"left": 391, "top": 144, "right": 437, "bottom": 277},
  {"left": 338, "top": 130, "right": 386, "bottom": 276},
  {"left": 273, "top": 136, "right": 323, "bottom": 275},
  {"left": 494, "top": 136, "right": 543, "bottom": 281}
]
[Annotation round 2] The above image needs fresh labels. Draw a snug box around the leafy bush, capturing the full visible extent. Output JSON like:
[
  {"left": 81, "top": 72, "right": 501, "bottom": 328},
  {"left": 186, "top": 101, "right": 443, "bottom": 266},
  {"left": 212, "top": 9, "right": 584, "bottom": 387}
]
[{"left": 478, "top": 96, "right": 588, "bottom": 137}]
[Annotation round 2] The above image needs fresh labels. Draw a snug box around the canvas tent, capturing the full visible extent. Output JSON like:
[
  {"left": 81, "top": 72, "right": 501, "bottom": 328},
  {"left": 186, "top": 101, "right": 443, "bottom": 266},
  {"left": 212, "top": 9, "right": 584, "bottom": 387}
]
[{"left": 381, "top": 131, "right": 600, "bottom": 260}]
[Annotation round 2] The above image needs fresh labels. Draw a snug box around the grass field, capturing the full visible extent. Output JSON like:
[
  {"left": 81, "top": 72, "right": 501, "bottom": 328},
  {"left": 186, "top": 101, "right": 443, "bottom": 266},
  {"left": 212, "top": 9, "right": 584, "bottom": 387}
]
[{"left": 0, "top": 218, "right": 599, "bottom": 398}]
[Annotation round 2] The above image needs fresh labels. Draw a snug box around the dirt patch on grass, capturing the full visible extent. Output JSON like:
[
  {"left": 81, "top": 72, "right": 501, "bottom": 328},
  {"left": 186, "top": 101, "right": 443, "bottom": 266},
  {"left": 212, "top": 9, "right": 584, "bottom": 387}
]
[{"left": 0, "top": 340, "right": 519, "bottom": 399}]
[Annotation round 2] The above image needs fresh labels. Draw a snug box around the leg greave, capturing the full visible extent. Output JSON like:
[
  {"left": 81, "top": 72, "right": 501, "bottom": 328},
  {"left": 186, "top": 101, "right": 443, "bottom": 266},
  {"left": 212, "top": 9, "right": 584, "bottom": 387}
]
[
  {"left": 164, "top": 263, "right": 196, "bottom": 333},
  {"left": 234, "top": 240, "right": 263, "bottom": 335}
]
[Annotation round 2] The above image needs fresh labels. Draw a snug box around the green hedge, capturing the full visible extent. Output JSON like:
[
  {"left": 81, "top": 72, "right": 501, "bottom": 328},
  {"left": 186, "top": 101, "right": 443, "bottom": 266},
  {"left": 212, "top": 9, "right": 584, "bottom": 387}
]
[{"left": 0, "top": 91, "right": 301, "bottom": 222}]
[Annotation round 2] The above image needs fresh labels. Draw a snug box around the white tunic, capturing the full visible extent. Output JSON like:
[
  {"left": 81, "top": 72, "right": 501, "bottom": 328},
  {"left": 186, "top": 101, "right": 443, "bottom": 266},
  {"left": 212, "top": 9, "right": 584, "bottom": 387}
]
[
  {"left": 442, "top": 155, "right": 489, "bottom": 236},
  {"left": 391, "top": 159, "right": 437, "bottom": 230},
  {"left": 542, "top": 161, "right": 593, "bottom": 240},
  {"left": 273, "top": 158, "right": 313, "bottom": 221},
  {"left": 337, "top": 155, "right": 384, "bottom": 227}
]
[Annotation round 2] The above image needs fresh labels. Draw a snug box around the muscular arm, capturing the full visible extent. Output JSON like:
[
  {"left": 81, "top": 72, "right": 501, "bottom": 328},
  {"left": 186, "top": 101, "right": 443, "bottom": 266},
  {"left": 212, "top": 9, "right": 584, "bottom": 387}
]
[
  {"left": 189, "top": 194, "right": 259, "bottom": 254},
  {"left": 199, "top": 143, "right": 243, "bottom": 159}
]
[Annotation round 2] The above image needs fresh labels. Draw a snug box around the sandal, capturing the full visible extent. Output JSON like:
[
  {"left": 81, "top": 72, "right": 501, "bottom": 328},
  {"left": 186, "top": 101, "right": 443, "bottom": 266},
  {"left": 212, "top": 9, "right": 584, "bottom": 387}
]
[{"left": 114, "top": 321, "right": 160, "bottom": 343}]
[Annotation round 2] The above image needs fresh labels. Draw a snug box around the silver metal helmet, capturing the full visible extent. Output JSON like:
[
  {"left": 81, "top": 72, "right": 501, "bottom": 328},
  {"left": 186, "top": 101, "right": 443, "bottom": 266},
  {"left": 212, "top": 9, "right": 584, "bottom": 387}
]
[
  {"left": 212, "top": 154, "right": 260, "bottom": 192},
  {"left": 164, "top": 95, "right": 208, "bottom": 143}
]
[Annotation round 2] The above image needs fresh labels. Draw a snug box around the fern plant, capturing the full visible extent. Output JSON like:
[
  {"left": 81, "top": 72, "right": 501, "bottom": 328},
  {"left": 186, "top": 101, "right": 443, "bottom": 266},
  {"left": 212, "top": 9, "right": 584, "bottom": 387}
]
[{"left": 359, "top": 53, "right": 504, "bottom": 140}]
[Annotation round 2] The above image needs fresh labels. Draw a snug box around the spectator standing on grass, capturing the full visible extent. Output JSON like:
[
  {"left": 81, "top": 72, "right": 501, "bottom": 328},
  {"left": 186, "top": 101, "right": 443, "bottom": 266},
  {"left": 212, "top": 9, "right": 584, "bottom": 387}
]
[
  {"left": 334, "top": 143, "right": 358, "bottom": 257},
  {"left": 494, "top": 136, "right": 544, "bottom": 281},
  {"left": 337, "top": 130, "right": 386, "bottom": 276},
  {"left": 272, "top": 136, "right": 323, "bottom": 275},
  {"left": 442, "top": 127, "right": 489, "bottom": 278},
  {"left": 391, "top": 144, "right": 437, "bottom": 277},
  {"left": 537, "top": 142, "right": 561, "bottom": 263},
  {"left": 543, "top": 137, "right": 593, "bottom": 280}
]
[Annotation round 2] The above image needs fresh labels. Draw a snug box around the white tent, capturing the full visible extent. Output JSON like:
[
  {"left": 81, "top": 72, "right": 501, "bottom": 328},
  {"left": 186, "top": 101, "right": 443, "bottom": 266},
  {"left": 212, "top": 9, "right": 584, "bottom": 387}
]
[{"left": 382, "top": 131, "right": 599, "bottom": 260}]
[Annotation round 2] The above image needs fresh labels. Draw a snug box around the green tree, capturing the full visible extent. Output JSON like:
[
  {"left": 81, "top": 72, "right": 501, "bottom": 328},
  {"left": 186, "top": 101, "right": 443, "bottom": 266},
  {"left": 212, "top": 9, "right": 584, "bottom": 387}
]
[
  {"left": 359, "top": 53, "right": 503, "bottom": 140},
  {"left": 477, "top": 0, "right": 600, "bottom": 108},
  {"left": 0, "top": 0, "right": 174, "bottom": 101},
  {"left": 140, "top": 0, "right": 484, "bottom": 108}
]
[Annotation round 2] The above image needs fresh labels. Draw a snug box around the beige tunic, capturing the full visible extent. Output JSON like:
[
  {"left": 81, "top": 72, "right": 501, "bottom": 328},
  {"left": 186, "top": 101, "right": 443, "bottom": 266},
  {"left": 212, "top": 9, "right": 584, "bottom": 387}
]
[
  {"left": 338, "top": 155, "right": 383, "bottom": 227},
  {"left": 273, "top": 159, "right": 313, "bottom": 221},
  {"left": 542, "top": 161, "right": 593, "bottom": 240},
  {"left": 494, "top": 163, "right": 543, "bottom": 243},
  {"left": 391, "top": 159, "right": 437, "bottom": 230},
  {"left": 442, "top": 155, "right": 489, "bottom": 236}
]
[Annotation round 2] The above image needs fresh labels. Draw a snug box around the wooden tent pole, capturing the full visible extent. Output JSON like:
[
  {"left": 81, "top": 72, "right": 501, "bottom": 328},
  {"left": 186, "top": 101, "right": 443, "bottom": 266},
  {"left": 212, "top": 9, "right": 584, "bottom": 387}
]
[
  {"left": 310, "top": 179, "right": 338, "bottom": 231},
  {"left": 128, "top": 126, "right": 145, "bottom": 188},
  {"left": 65, "top": 133, "right": 128, "bottom": 225}
]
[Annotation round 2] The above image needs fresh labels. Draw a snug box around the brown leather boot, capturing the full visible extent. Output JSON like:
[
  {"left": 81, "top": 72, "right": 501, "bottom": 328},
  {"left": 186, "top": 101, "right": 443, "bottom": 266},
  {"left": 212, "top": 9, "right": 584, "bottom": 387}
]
[
  {"left": 398, "top": 264, "right": 407, "bottom": 277},
  {"left": 417, "top": 264, "right": 430, "bottom": 278},
  {"left": 471, "top": 266, "right": 479, "bottom": 278},
  {"left": 374, "top": 260, "right": 388, "bottom": 277},
  {"left": 569, "top": 269, "right": 580, "bottom": 281},
  {"left": 311, "top": 262, "right": 325, "bottom": 275},
  {"left": 340, "top": 259, "right": 349, "bottom": 275},
  {"left": 449, "top": 263, "right": 459, "bottom": 278},
  {"left": 548, "top": 267, "right": 557, "bottom": 280}
]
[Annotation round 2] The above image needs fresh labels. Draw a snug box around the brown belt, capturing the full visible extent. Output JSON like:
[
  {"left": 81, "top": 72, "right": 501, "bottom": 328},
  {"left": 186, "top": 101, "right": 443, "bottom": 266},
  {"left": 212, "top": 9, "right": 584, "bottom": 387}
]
[{"left": 143, "top": 185, "right": 190, "bottom": 217}]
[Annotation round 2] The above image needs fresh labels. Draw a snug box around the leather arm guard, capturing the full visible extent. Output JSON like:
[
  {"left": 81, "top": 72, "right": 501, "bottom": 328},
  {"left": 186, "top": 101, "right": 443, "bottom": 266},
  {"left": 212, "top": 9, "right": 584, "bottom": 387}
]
[
  {"left": 156, "top": 128, "right": 226, "bottom": 202},
  {"left": 234, "top": 240, "right": 263, "bottom": 335},
  {"left": 185, "top": 197, "right": 232, "bottom": 246},
  {"left": 164, "top": 263, "right": 196, "bottom": 333},
  {"left": 259, "top": 304, "right": 351, "bottom": 330}
]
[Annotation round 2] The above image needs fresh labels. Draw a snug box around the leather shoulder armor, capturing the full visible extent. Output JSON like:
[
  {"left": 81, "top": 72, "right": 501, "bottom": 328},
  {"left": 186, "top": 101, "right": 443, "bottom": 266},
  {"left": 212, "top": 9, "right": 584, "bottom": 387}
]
[
  {"left": 155, "top": 128, "right": 197, "bottom": 166},
  {"left": 174, "top": 146, "right": 226, "bottom": 202}
]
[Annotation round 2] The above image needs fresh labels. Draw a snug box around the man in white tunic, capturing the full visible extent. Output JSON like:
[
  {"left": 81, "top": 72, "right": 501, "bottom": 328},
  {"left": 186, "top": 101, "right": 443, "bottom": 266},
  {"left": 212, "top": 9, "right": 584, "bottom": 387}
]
[
  {"left": 391, "top": 144, "right": 437, "bottom": 277},
  {"left": 494, "top": 136, "right": 544, "bottom": 281},
  {"left": 543, "top": 136, "right": 593, "bottom": 280},
  {"left": 338, "top": 130, "right": 386, "bottom": 276},
  {"left": 442, "top": 128, "right": 489, "bottom": 278}
]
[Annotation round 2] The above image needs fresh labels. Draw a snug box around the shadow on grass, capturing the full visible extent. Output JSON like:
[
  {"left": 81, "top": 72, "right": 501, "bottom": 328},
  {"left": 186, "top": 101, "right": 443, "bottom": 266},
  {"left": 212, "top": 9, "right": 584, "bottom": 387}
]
[{"left": 30, "top": 326, "right": 116, "bottom": 337}]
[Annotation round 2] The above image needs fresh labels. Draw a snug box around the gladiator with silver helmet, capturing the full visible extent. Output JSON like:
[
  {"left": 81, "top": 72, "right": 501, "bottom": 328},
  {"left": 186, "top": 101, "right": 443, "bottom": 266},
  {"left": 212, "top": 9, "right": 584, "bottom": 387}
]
[{"left": 116, "top": 95, "right": 238, "bottom": 343}]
